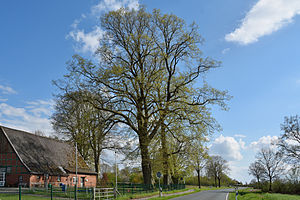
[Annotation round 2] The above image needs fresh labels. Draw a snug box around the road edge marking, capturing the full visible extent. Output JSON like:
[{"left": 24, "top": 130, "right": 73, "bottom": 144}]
[{"left": 226, "top": 192, "right": 229, "bottom": 200}]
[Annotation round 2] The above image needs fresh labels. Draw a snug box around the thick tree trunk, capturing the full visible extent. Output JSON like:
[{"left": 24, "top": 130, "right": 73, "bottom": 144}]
[
  {"left": 171, "top": 176, "right": 179, "bottom": 184},
  {"left": 161, "top": 123, "right": 169, "bottom": 185},
  {"left": 196, "top": 169, "right": 201, "bottom": 188},
  {"left": 269, "top": 178, "right": 272, "bottom": 191},
  {"left": 214, "top": 176, "right": 217, "bottom": 187},
  {"left": 218, "top": 177, "right": 221, "bottom": 188},
  {"left": 94, "top": 150, "right": 102, "bottom": 185},
  {"left": 94, "top": 157, "right": 99, "bottom": 184},
  {"left": 139, "top": 136, "right": 152, "bottom": 185}
]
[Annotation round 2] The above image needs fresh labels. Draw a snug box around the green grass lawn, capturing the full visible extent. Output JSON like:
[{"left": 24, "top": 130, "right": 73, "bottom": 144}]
[
  {"left": 0, "top": 187, "right": 93, "bottom": 200},
  {"left": 228, "top": 189, "right": 300, "bottom": 200},
  {"left": 0, "top": 189, "right": 91, "bottom": 200},
  {"left": 0, "top": 193, "right": 49, "bottom": 200},
  {"left": 116, "top": 188, "right": 192, "bottom": 200}
]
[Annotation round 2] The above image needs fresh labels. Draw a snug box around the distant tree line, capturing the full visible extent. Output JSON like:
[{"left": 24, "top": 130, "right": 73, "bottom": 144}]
[
  {"left": 248, "top": 115, "right": 300, "bottom": 194},
  {"left": 94, "top": 153, "right": 236, "bottom": 188}
]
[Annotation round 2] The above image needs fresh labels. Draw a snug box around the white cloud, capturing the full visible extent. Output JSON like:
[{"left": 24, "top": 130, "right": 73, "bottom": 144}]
[
  {"left": 239, "top": 139, "right": 246, "bottom": 150},
  {"left": 228, "top": 161, "right": 250, "bottom": 184},
  {"left": 68, "top": 0, "right": 139, "bottom": 54},
  {"left": 71, "top": 19, "right": 81, "bottom": 29},
  {"left": 222, "top": 48, "right": 230, "bottom": 54},
  {"left": 0, "top": 100, "right": 54, "bottom": 136},
  {"left": 26, "top": 100, "right": 54, "bottom": 106},
  {"left": 210, "top": 134, "right": 284, "bottom": 183},
  {"left": 250, "top": 135, "right": 278, "bottom": 150},
  {"left": 26, "top": 99, "right": 54, "bottom": 117},
  {"left": 210, "top": 135, "right": 244, "bottom": 161},
  {"left": 0, "top": 85, "right": 17, "bottom": 95},
  {"left": 92, "top": 0, "right": 139, "bottom": 15},
  {"left": 234, "top": 134, "right": 246, "bottom": 138},
  {"left": 225, "top": 0, "right": 300, "bottom": 45},
  {"left": 68, "top": 26, "right": 104, "bottom": 54}
]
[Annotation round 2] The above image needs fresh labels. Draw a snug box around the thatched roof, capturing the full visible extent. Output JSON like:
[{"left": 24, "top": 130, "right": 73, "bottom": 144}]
[{"left": 1, "top": 126, "right": 96, "bottom": 176}]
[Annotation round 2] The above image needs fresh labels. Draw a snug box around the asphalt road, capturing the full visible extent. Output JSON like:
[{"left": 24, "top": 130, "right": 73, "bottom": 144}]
[{"left": 170, "top": 188, "right": 234, "bottom": 200}]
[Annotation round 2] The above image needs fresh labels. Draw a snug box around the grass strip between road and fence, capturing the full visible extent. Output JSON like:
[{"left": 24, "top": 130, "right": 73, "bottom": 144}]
[
  {"left": 116, "top": 188, "right": 192, "bottom": 200},
  {"left": 0, "top": 193, "right": 49, "bottom": 200},
  {"left": 228, "top": 188, "right": 300, "bottom": 200},
  {"left": 116, "top": 186, "right": 231, "bottom": 200}
]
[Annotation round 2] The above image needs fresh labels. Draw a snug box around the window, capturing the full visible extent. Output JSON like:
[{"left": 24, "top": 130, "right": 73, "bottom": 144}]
[
  {"left": 7, "top": 167, "right": 12, "bottom": 174},
  {"left": 44, "top": 174, "right": 49, "bottom": 180},
  {"left": 73, "top": 177, "right": 76, "bottom": 184},
  {"left": 0, "top": 172, "right": 5, "bottom": 187},
  {"left": 19, "top": 176, "right": 23, "bottom": 183},
  {"left": 57, "top": 176, "right": 61, "bottom": 182}
]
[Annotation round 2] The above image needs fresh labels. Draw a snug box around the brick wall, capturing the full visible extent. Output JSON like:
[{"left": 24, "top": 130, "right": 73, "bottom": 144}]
[
  {"left": 67, "top": 173, "right": 97, "bottom": 188},
  {"left": 0, "top": 129, "right": 30, "bottom": 187},
  {"left": 30, "top": 174, "right": 68, "bottom": 187},
  {"left": 29, "top": 174, "right": 96, "bottom": 188},
  {"left": 1, "top": 129, "right": 97, "bottom": 188}
]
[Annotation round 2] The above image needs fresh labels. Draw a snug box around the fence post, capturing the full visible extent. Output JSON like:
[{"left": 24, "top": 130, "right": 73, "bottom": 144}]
[
  {"left": 19, "top": 185, "right": 21, "bottom": 200},
  {"left": 75, "top": 185, "right": 77, "bottom": 200},
  {"left": 93, "top": 187, "right": 95, "bottom": 200},
  {"left": 50, "top": 184, "right": 53, "bottom": 200}
]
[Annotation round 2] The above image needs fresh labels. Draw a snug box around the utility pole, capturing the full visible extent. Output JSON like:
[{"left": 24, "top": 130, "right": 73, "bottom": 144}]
[
  {"left": 157, "top": 172, "right": 162, "bottom": 197},
  {"left": 115, "top": 145, "right": 118, "bottom": 191},
  {"left": 99, "top": 155, "right": 101, "bottom": 183},
  {"left": 114, "top": 145, "right": 118, "bottom": 198}
]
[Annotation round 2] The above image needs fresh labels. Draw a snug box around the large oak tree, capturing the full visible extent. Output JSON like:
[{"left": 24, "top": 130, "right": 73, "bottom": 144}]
[{"left": 55, "top": 7, "right": 229, "bottom": 185}]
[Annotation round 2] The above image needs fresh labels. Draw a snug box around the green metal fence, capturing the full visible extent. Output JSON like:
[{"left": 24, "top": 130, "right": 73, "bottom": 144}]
[
  {"left": 6, "top": 183, "right": 185, "bottom": 199},
  {"left": 19, "top": 185, "right": 94, "bottom": 200}
]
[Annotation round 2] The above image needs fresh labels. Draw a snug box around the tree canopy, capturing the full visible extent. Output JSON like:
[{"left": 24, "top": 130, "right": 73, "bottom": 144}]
[
  {"left": 53, "top": 7, "right": 230, "bottom": 185},
  {"left": 278, "top": 115, "right": 300, "bottom": 164},
  {"left": 51, "top": 90, "right": 117, "bottom": 178},
  {"left": 206, "top": 155, "right": 229, "bottom": 187},
  {"left": 255, "top": 148, "right": 285, "bottom": 191}
]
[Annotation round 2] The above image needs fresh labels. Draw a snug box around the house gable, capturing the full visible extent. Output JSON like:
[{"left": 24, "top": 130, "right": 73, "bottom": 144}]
[
  {"left": 0, "top": 126, "right": 97, "bottom": 187},
  {"left": 1, "top": 126, "right": 96, "bottom": 176},
  {"left": 0, "top": 127, "right": 30, "bottom": 186}
]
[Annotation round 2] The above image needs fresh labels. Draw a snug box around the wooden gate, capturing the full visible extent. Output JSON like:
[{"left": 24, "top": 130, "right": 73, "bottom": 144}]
[{"left": 93, "top": 188, "right": 115, "bottom": 199}]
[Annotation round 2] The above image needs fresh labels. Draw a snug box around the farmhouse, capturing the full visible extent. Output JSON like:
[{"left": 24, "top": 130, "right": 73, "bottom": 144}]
[{"left": 0, "top": 126, "right": 97, "bottom": 188}]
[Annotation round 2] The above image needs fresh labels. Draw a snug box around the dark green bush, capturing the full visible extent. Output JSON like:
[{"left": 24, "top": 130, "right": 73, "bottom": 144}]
[{"left": 259, "top": 179, "right": 300, "bottom": 194}]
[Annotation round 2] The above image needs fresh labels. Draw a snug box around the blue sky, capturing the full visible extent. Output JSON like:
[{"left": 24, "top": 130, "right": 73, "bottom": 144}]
[{"left": 1, "top": 0, "right": 300, "bottom": 183}]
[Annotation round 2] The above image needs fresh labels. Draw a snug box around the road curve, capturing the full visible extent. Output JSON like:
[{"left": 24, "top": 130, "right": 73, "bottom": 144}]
[{"left": 169, "top": 188, "right": 234, "bottom": 200}]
